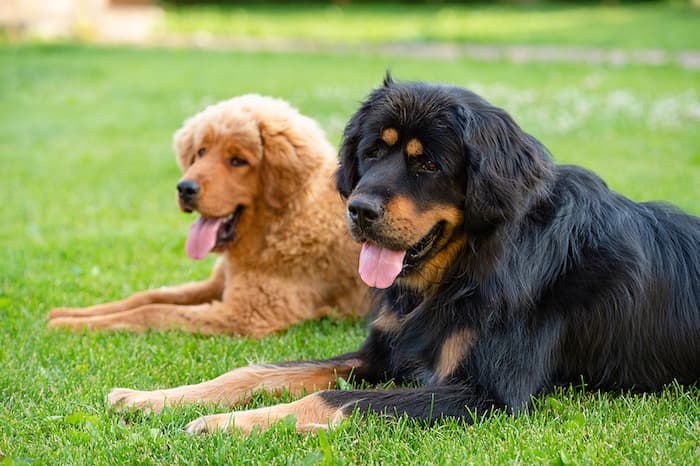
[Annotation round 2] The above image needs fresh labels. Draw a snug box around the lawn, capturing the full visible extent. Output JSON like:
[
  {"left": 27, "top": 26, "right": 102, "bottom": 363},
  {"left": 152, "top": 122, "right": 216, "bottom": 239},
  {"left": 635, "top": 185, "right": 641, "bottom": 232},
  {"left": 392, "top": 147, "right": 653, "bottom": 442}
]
[
  {"left": 162, "top": 2, "right": 700, "bottom": 50},
  {"left": 2, "top": 43, "right": 700, "bottom": 464}
]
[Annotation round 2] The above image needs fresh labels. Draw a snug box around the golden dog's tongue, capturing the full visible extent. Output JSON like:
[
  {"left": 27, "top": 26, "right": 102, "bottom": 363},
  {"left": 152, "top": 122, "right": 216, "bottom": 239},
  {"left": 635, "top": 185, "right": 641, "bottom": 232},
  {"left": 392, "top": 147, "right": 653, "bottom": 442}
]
[
  {"left": 186, "top": 216, "right": 224, "bottom": 260},
  {"left": 358, "top": 242, "right": 406, "bottom": 289}
]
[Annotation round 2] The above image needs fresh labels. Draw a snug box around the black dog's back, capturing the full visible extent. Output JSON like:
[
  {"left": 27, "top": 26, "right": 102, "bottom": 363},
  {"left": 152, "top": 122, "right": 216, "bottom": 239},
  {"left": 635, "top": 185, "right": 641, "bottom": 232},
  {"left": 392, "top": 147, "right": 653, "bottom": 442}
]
[{"left": 537, "top": 165, "right": 700, "bottom": 391}]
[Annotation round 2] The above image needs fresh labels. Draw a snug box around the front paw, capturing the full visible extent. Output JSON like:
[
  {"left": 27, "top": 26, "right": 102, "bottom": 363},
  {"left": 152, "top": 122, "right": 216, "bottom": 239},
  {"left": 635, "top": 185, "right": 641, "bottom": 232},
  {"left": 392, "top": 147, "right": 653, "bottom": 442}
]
[
  {"left": 47, "top": 316, "right": 97, "bottom": 331},
  {"left": 185, "top": 413, "right": 236, "bottom": 434},
  {"left": 47, "top": 316, "right": 80, "bottom": 330},
  {"left": 108, "top": 388, "right": 168, "bottom": 414}
]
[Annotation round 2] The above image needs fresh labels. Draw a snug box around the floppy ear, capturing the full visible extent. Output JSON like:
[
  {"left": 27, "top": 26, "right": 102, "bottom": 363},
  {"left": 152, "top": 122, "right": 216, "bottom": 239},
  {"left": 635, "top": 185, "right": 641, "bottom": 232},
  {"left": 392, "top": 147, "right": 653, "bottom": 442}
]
[
  {"left": 336, "top": 106, "right": 364, "bottom": 198},
  {"left": 458, "top": 102, "right": 553, "bottom": 232},
  {"left": 172, "top": 123, "right": 195, "bottom": 172},
  {"left": 338, "top": 76, "right": 396, "bottom": 198},
  {"left": 258, "top": 126, "right": 305, "bottom": 210}
]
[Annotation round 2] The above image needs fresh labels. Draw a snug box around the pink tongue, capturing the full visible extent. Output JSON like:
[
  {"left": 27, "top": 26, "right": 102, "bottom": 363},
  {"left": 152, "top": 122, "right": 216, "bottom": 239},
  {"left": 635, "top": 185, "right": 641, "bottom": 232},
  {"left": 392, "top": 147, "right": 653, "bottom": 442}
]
[
  {"left": 358, "top": 242, "right": 406, "bottom": 289},
  {"left": 186, "top": 216, "right": 224, "bottom": 260}
]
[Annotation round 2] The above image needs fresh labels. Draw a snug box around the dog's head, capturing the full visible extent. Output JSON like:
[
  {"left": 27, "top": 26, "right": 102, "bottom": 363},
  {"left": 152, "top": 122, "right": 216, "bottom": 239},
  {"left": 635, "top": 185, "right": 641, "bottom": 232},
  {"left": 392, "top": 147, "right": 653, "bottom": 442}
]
[
  {"left": 337, "top": 75, "right": 552, "bottom": 290},
  {"left": 173, "top": 94, "right": 332, "bottom": 260}
]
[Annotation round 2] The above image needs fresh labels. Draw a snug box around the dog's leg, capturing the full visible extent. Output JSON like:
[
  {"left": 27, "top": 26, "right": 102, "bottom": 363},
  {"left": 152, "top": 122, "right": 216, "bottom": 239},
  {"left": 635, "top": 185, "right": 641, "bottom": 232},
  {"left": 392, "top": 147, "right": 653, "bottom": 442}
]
[
  {"left": 185, "top": 384, "right": 500, "bottom": 434},
  {"left": 184, "top": 392, "right": 346, "bottom": 435},
  {"left": 47, "top": 301, "right": 237, "bottom": 334},
  {"left": 48, "top": 260, "right": 225, "bottom": 319},
  {"left": 48, "top": 271, "right": 319, "bottom": 336},
  {"left": 47, "top": 280, "right": 310, "bottom": 336},
  {"left": 108, "top": 354, "right": 366, "bottom": 414}
]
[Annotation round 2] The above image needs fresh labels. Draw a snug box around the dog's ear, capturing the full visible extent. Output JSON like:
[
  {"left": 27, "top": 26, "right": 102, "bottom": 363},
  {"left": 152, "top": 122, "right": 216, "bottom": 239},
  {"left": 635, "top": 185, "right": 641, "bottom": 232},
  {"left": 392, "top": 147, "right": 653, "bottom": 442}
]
[
  {"left": 255, "top": 99, "right": 334, "bottom": 210},
  {"left": 338, "top": 78, "right": 396, "bottom": 198},
  {"left": 172, "top": 123, "right": 195, "bottom": 172},
  {"left": 258, "top": 124, "right": 304, "bottom": 210},
  {"left": 458, "top": 101, "right": 553, "bottom": 231},
  {"left": 336, "top": 107, "right": 364, "bottom": 198}
]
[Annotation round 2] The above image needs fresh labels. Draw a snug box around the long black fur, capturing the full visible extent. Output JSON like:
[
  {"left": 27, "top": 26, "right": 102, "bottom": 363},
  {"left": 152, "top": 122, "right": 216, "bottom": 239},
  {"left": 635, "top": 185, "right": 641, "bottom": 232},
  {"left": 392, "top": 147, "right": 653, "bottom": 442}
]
[{"left": 316, "top": 77, "right": 700, "bottom": 422}]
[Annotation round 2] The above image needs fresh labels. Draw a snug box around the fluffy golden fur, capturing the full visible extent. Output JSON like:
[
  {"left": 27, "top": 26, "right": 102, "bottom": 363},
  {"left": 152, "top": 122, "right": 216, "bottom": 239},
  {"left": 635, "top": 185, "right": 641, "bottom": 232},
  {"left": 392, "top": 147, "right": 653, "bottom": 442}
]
[{"left": 48, "top": 95, "right": 368, "bottom": 336}]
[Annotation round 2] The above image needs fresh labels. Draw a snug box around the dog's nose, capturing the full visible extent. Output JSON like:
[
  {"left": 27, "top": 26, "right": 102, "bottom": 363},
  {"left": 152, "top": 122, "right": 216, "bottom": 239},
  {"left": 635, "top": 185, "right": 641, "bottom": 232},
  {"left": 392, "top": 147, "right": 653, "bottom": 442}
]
[
  {"left": 177, "top": 180, "right": 200, "bottom": 202},
  {"left": 348, "top": 196, "right": 383, "bottom": 229}
]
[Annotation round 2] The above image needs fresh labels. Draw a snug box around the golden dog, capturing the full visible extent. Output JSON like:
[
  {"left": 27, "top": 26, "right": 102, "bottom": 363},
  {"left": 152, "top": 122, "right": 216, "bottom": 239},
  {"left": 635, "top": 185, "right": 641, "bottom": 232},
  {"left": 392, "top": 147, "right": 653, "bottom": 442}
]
[{"left": 48, "top": 95, "right": 368, "bottom": 336}]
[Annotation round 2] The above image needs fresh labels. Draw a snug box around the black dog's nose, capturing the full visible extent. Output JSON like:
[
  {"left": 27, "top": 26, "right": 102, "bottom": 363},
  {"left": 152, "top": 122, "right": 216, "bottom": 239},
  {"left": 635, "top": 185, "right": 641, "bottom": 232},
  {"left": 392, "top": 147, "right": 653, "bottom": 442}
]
[
  {"left": 348, "top": 196, "right": 383, "bottom": 229},
  {"left": 177, "top": 180, "right": 200, "bottom": 201}
]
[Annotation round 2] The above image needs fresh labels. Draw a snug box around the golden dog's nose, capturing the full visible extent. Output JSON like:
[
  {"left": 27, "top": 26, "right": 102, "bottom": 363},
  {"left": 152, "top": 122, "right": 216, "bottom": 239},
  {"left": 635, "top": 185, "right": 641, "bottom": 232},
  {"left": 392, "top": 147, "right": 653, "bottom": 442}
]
[{"left": 177, "top": 180, "right": 200, "bottom": 203}]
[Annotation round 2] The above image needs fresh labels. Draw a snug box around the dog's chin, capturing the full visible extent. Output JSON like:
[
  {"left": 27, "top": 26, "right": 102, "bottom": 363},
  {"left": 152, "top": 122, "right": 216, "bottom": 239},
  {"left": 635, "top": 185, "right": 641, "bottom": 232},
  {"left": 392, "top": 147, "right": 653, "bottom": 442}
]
[{"left": 178, "top": 199, "right": 194, "bottom": 214}]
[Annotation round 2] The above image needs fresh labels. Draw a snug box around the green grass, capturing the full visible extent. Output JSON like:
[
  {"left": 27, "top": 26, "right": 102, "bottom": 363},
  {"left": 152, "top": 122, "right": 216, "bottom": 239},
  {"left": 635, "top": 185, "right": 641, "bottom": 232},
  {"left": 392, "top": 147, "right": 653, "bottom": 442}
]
[
  {"left": 163, "top": 2, "right": 700, "bottom": 50},
  {"left": 2, "top": 44, "right": 700, "bottom": 464}
]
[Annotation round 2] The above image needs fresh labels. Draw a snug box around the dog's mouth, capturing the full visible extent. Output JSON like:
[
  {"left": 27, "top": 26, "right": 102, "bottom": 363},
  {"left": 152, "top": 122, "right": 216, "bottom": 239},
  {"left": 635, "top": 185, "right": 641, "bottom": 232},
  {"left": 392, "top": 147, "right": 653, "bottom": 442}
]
[
  {"left": 185, "top": 206, "right": 244, "bottom": 260},
  {"left": 358, "top": 222, "right": 445, "bottom": 289},
  {"left": 406, "top": 221, "right": 445, "bottom": 265}
]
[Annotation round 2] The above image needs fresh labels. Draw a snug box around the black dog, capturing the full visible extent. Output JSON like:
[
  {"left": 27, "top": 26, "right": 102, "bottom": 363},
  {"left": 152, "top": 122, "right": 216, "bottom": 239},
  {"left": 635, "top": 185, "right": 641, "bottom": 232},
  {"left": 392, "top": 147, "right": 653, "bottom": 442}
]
[
  {"left": 330, "top": 74, "right": 700, "bottom": 417},
  {"left": 112, "top": 76, "right": 700, "bottom": 433}
]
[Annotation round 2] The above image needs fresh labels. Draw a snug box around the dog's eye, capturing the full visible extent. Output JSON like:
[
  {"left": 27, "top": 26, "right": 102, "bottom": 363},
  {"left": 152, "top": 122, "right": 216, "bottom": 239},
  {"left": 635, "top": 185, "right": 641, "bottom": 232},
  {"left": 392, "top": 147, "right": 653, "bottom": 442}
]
[
  {"left": 421, "top": 160, "right": 439, "bottom": 172},
  {"left": 362, "top": 149, "right": 380, "bottom": 160},
  {"left": 229, "top": 157, "right": 248, "bottom": 167},
  {"left": 197, "top": 147, "right": 206, "bottom": 158}
]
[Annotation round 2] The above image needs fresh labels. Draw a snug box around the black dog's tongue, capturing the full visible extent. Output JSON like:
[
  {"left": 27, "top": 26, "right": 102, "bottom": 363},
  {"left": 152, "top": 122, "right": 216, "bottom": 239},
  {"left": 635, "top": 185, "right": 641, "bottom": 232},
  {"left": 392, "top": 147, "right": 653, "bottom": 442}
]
[
  {"left": 358, "top": 242, "right": 406, "bottom": 289},
  {"left": 186, "top": 216, "right": 224, "bottom": 260}
]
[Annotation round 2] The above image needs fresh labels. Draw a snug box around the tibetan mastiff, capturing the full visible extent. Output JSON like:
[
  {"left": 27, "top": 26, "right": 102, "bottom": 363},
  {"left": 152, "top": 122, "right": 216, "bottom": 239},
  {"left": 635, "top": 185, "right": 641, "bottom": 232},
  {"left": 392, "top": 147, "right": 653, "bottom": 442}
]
[
  {"left": 109, "top": 78, "right": 700, "bottom": 433},
  {"left": 48, "top": 95, "right": 368, "bottom": 337}
]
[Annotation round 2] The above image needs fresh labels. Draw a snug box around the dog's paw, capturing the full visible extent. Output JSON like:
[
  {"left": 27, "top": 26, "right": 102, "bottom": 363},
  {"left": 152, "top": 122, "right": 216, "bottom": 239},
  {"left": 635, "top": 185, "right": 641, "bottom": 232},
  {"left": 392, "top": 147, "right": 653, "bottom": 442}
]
[
  {"left": 185, "top": 413, "right": 235, "bottom": 434},
  {"left": 108, "top": 388, "right": 167, "bottom": 414},
  {"left": 46, "top": 316, "right": 78, "bottom": 329},
  {"left": 47, "top": 316, "right": 93, "bottom": 331}
]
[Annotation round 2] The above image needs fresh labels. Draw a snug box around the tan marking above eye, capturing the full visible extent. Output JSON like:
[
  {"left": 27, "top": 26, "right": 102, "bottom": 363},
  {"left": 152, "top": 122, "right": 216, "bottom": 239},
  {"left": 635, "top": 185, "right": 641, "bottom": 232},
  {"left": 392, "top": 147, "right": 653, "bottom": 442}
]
[
  {"left": 406, "top": 138, "right": 423, "bottom": 157},
  {"left": 381, "top": 128, "right": 399, "bottom": 146}
]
